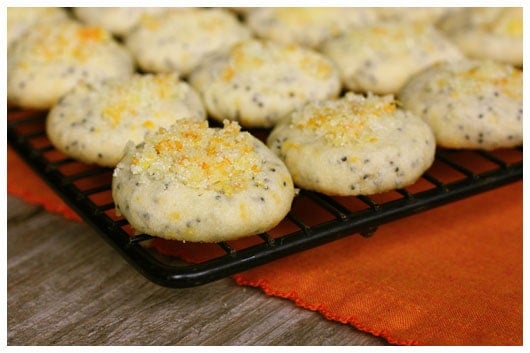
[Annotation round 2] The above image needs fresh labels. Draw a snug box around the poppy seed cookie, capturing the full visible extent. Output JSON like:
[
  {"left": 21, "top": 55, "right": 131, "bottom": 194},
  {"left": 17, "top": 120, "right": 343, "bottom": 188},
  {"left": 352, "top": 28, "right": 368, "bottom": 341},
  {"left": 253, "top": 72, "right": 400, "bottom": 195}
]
[
  {"left": 245, "top": 7, "right": 378, "bottom": 48},
  {"left": 73, "top": 7, "right": 168, "bottom": 36},
  {"left": 124, "top": 8, "right": 251, "bottom": 76},
  {"left": 7, "top": 19, "right": 134, "bottom": 109},
  {"left": 112, "top": 119, "right": 295, "bottom": 242},
  {"left": 7, "top": 7, "right": 69, "bottom": 47},
  {"left": 399, "top": 60, "right": 522, "bottom": 150},
  {"left": 374, "top": 7, "right": 450, "bottom": 25},
  {"left": 320, "top": 22, "right": 463, "bottom": 94},
  {"left": 267, "top": 93, "right": 436, "bottom": 196},
  {"left": 437, "top": 7, "right": 522, "bottom": 66},
  {"left": 46, "top": 73, "right": 206, "bottom": 167},
  {"left": 189, "top": 39, "right": 341, "bottom": 128}
]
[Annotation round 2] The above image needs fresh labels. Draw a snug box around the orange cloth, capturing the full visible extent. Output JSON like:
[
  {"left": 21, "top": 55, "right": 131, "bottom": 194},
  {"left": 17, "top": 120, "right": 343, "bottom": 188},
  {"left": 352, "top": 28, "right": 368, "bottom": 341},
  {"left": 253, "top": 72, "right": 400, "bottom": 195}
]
[
  {"left": 7, "top": 147, "right": 81, "bottom": 222},
  {"left": 7, "top": 145, "right": 522, "bottom": 345}
]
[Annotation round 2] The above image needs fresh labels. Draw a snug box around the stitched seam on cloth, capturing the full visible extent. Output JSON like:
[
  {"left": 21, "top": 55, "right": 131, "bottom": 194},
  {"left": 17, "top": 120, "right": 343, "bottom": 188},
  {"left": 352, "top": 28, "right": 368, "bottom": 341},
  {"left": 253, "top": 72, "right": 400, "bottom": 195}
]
[{"left": 232, "top": 274, "right": 420, "bottom": 345}]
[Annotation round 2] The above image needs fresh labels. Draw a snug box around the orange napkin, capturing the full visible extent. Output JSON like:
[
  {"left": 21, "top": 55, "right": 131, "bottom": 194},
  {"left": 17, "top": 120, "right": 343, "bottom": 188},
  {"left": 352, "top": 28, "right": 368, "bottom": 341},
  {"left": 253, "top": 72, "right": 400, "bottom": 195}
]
[{"left": 7, "top": 146, "right": 522, "bottom": 345}]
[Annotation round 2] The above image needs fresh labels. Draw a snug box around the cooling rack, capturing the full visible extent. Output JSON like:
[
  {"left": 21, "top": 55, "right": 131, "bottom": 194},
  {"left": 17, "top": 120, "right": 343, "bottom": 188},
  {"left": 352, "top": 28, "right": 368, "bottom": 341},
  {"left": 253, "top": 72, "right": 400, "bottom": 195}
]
[{"left": 7, "top": 108, "right": 523, "bottom": 288}]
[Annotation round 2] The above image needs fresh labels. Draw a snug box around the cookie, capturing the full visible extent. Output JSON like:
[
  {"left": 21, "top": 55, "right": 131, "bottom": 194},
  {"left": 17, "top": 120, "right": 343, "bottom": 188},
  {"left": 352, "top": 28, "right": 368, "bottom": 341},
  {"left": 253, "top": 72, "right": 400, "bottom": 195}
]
[
  {"left": 398, "top": 60, "right": 522, "bottom": 150},
  {"left": 7, "top": 19, "right": 134, "bottom": 110},
  {"left": 245, "top": 7, "right": 378, "bottom": 48},
  {"left": 374, "top": 7, "right": 451, "bottom": 24},
  {"left": 73, "top": 7, "right": 168, "bottom": 36},
  {"left": 437, "top": 7, "right": 523, "bottom": 66},
  {"left": 7, "top": 7, "right": 69, "bottom": 47},
  {"left": 112, "top": 119, "right": 295, "bottom": 242},
  {"left": 46, "top": 73, "right": 206, "bottom": 167},
  {"left": 189, "top": 39, "right": 342, "bottom": 128},
  {"left": 124, "top": 8, "right": 251, "bottom": 76},
  {"left": 320, "top": 22, "right": 463, "bottom": 94},
  {"left": 267, "top": 93, "right": 436, "bottom": 196}
]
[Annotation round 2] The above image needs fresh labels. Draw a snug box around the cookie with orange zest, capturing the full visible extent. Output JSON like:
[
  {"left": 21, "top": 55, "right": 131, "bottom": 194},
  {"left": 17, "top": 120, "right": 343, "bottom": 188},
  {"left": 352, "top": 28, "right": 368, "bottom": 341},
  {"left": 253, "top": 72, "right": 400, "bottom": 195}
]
[
  {"left": 124, "top": 8, "right": 250, "bottom": 76},
  {"left": 320, "top": 22, "right": 463, "bottom": 94},
  {"left": 46, "top": 73, "right": 206, "bottom": 167},
  {"left": 245, "top": 7, "right": 378, "bottom": 48},
  {"left": 73, "top": 7, "right": 168, "bottom": 36},
  {"left": 7, "top": 7, "right": 68, "bottom": 47},
  {"left": 112, "top": 119, "right": 294, "bottom": 242},
  {"left": 399, "top": 60, "right": 522, "bottom": 150},
  {"left": 189, "top": 39, "right": 341, "bottom": 128},
  {"left": 267, "top": 93, "right": 435, "bottom": 196},
  {"left": 7, "top": 19, "right": 134, "bottom": 109},
  {"left": 437, "top": 7, "right": 522, "bottom": 66}
]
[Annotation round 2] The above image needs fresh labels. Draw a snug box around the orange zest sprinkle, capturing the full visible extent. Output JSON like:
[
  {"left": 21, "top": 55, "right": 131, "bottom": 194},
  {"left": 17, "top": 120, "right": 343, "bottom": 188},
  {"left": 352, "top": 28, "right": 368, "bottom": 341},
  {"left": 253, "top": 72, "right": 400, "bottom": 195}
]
[
  {"left": 142, "top": 120, "right": 156, "bottom": 129},
  {"left": 131, "top": 120, "right": 265, "bottom": 196},
  {"left": 155, "top": 139, "right": 183, "bottom": 153},
  {"left": 76, "top": 27, "right": 105, "bottom": 41},
  {"left": 291, "top": 93, "right": 400, "bottom": 147},
  {"left": 221, "top": 67, "right": 235, "bottom": 81}
]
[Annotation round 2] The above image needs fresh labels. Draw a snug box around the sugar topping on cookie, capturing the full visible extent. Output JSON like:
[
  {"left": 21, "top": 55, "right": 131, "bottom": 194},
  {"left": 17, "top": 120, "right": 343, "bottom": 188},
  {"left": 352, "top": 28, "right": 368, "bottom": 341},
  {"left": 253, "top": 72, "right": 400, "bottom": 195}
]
[
  {"left": 128, "top": 120, "right": 267, "bottom": 196},
  {"left": 335, "top": 23, "right": 445, "bottom": 55},
  {"left": 426, "top": 60, "right": 521, "bottom": 99},
  {"left": 98, "top": 74, "right": 197, "bottom": 127},
  {"left": 226, "top": 41, "right": 334, "bottom": 80},
  {"left": 28, "top": 23, "right": 112, "bottom": 63},
  {"left": 290, "top": 93, "right": 399, "bottom": 147}
]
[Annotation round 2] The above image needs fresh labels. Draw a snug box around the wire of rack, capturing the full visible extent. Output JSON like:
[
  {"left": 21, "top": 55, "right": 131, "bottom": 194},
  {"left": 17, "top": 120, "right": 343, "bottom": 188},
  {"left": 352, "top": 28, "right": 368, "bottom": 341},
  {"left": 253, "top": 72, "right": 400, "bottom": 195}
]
[{"left": 7, "top": 108, "right": 523, "bottom": 288}]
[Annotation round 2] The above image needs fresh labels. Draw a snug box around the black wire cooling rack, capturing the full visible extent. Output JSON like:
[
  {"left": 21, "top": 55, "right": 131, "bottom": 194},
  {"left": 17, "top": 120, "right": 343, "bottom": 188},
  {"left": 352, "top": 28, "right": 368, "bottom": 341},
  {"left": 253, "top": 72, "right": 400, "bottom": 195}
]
[{"left": 7, "top": 108, "right": 523, "bottom": 288}]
